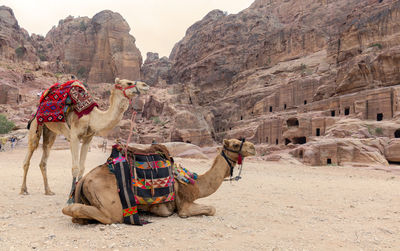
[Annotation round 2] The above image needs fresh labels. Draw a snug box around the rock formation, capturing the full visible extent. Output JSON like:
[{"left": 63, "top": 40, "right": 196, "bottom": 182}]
[
  {"left": 33, "top": 11, "right": 142, "bottom": 83},
  {"left": 142, "top": 0, "right": 400, "bottom": 164},
  {"left": 0, "top": 6, "right": 37, "bottom": 62},
  {"left": 3, "top": 1, "right": 400, "bottom": 166}
]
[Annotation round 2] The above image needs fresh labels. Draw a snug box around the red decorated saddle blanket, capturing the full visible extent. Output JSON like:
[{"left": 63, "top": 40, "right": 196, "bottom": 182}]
[{"left": 35, "top": 80, "right": 98, "bottom": 124}]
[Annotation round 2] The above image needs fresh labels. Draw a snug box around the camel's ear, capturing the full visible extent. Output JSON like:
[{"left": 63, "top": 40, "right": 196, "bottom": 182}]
[
  {"left": 115, "top": 78, "right": 120, "bottom": 84},
  {"left": 223, "top": 139, "right": 229, "bottom": 147}
]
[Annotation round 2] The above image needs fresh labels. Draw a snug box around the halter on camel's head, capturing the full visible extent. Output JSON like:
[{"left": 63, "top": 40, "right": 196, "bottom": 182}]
[
  {"left": 221, "top": 138, "right": 255, "bottom": 181},
  {"left": 114, "top": 78, "right": 150, "bottom": 100}
]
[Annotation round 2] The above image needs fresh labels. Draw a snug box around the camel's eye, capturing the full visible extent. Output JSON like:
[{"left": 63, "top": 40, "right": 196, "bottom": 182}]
[
  {"left": 233, "top": 144, "right": 239, "bottom": 148},
  {"left": 128, "top": 82, "right": 132, "bottom": 86}
]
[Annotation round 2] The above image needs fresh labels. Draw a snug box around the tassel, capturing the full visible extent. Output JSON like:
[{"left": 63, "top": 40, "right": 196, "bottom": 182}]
[{"left": 237, "top": 154, "right": 243, "bottom": 165}]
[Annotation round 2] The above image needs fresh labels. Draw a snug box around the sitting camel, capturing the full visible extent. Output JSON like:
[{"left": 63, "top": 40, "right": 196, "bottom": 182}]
[
  {"left": 20, "top": 78, "right": 149, "bottom": 197},
  {"left": 62, "top": 139, "right": 256, "bottom": 224}
]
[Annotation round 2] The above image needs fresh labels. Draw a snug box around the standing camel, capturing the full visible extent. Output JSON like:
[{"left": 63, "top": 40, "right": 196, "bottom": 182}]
[
  {"left": 62, "top": 139, "right": 256, "bottom": 224},
  {"left": 20, "top": 78, "right": 149, "bottom": 198}
]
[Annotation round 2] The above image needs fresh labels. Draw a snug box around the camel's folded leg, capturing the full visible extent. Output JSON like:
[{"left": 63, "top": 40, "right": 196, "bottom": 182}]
[
  {"left": 141, "top": 203, "right": 175, "bottom": 217},
  {"left": 177, "top": 202, "right": 216, "bottom": 218},
  {"left": 62, "top": 204, "right": 114, "bottom": 224}
]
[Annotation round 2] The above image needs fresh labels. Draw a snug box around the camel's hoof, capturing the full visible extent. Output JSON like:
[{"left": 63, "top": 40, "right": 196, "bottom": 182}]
[
  {"left": 45, "top": 191, "right": 55, "bottom": 196},
  {"left": 19, "top": 191, "right": 29, "bottom": 195},
  {"left": 67, "top": 197, "right": 75, "bottom": 204},
  {"left": 178, "top": 214, "right": 189, "bottom": 218}
]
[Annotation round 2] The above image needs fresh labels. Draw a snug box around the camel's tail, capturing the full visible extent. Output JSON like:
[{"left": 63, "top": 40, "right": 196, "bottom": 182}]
[{"left": 27, "top": 116, "right": 35, "bottom": 130}]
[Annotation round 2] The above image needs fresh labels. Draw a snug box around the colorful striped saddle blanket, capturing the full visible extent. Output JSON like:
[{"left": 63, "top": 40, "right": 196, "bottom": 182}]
[
  {"left": 107, "top": 144, "right": 175, "bottom": 225},
  {"left": 35, "top": 80, "right": 98, "bottom": 124}
]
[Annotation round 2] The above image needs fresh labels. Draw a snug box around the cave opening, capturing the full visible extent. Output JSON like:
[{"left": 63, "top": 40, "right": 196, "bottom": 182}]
[{"left": 292, "top": 137, "right": 307, "bottom": 144}]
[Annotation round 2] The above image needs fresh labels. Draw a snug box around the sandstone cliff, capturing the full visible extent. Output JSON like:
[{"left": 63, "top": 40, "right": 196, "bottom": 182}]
[
  {"left": 0, "top": 6, "right": 38, "bottom": 62},
  {"left": 141, "top": 0, "right": 400, "bottom": 163},
  {"left": 34, "top": 10, "right": 142, "bottom": 83}
]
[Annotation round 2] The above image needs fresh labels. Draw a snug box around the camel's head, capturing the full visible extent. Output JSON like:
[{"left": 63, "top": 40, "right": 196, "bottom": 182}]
[
  {"left": 114, "top": 78, "right": 150, "bottom": 99},
  {"left": 223, "top": 138, "right": 256, "bottom": 157}
]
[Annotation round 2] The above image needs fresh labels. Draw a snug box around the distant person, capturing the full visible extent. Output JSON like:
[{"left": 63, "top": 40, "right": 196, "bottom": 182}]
[{"left": 10, "top": 137, "right": 16, "bottom": 150}]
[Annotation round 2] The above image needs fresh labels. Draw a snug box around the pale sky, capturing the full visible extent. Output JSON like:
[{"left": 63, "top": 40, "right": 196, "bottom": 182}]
[{"left": 2, "top": 0, "right": 254, "bottom": 59}]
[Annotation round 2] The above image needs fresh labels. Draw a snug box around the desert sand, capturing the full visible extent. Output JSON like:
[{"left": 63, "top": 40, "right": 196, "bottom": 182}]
[{"left": 0, "top": 147, "right": 400, "bottom": 250}]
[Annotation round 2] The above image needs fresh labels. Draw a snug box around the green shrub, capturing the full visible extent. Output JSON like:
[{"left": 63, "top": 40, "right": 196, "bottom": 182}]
[
  {"left": 370, "top": 43, "right": 383, "bottom": 49},
  {"left": 0, "top": 114, "right": 15, "bottom": 134},
  {"left": 77, "top": 66, "right": 87, "bottom": 78},
  {"left": 79, "top": 21, "right": 87, "bottom": 31},
  {"left": 38, "top": 53, "right": 47, "bottom": 61},
  {"left": 375, "top": 127, "right": 383, "bottom": 135},
  {"left": 15, "top": 46, "right": 26, "bottom": 58},
  {"left": 151, "top": 116, "right": 162, "bottom": 124}
]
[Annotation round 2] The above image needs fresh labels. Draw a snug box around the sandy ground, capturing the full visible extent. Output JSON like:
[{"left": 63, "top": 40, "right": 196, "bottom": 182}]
[{"left": 0, "top": 147, "right": 400, "bottom": 250}]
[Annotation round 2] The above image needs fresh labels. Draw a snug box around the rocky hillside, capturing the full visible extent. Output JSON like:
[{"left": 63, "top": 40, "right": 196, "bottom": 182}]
[
  {"left": 0, "top": 6, "right": 37, "bottom": 62},
  {"left": 0, "top": 6, "right": 142, "bottom": 83},
  {"left": 140, "top": 0, "right": 400, "bottom": 165},
  {"left": 2, "top": 1, "right": 400, "bottom": 166}
]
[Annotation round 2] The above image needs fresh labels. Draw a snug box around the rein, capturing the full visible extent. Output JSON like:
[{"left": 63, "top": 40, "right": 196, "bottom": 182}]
[
  {"left": 222, "top": 138, "right": 245, "bottom": 182},
  {"left": 117, "top": 83, "right": 142, "bottom": 163}
]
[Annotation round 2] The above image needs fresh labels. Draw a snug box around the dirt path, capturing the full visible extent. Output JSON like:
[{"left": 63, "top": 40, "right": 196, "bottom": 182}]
[{"left": 0, "top": 148, "right": 399, "bottom": 250}]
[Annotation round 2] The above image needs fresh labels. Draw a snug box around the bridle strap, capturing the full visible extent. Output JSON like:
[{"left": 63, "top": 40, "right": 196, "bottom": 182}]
[
  {"left": 222, "top": 138, "right": 246, "bottom": 182},
  {"left": 221, "top": 150, "right": 236, "bottom": 176},
  {"left": 115, "top": 81, "right": 139, "bottom": 99}
]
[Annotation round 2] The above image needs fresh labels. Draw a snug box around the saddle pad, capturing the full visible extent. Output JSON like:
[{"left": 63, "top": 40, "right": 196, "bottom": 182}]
[
  {"left": 107, "top": 144, "right": 175, "bottom": 225},
  {"left": 36, "top": 80, "right": 98, "bottom": 124}
]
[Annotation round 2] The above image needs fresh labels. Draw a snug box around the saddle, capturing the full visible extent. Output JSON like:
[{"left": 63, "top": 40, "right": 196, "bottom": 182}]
[
  {"left": 34, "top": 80, "right": 98, "bottom": 125},
  {"left": 107, "top": 144, "right": 175, "bottom": 225}
]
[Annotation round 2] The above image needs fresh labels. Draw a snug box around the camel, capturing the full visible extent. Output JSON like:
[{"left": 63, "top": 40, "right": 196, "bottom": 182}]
[
  {"left": 20, "top": 78, "right": 149, "bottom": 198},
  {"left": 62, "top": 138, "right": 256, "bottom": 224}
]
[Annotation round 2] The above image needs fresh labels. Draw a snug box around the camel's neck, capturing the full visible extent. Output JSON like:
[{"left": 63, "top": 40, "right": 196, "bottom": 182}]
[
  {"left": 90, "top": 89, "right": 130, "bottom": 135},
  {"left": 196, "top": 151, "right": 236, "bottom": 198}
]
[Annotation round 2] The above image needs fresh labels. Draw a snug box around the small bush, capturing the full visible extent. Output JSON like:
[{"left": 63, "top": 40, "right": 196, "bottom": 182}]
[
  {"left": 15, "top": 46, "right": 26, "bottom": 58},
  {"left": 79, "top": 21, "right": 87, "bottom": 31},
  {"left": 375, "top": 127, "right": 383, "bottom": 135},
  {"left": 38, "top": 53, "right": 47, "bottom": 61},
  {"left": 77, "top": 66, "right": 87, "bottom": 78},
  {"left": 0, "top": 114, "right": 15, "bottom": 134},
  {"left": 370, "top": 43, "right": 383, "bottom": 49},
  {"left": 151, "top": 116, "right": 162, "bottom": 124}
]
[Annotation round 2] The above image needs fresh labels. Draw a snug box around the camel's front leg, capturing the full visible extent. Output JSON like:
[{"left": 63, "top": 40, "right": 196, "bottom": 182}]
[
  {"left": 78, "top": 136, "right": 93, "bottom": 178},
  {"left": 68, "top": 135, "right": 80, "bottom": 203},
  {"left": 177, "top": 202, "right": 216, "bottom": 218}
]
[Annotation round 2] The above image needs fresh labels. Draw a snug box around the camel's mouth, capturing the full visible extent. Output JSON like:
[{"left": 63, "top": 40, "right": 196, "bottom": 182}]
[
  {"left": 245, "top": 149, "right": 256, "bottom": 157},
  {"left": 139, "top": 86, "right": 150, "bottom": 94}
]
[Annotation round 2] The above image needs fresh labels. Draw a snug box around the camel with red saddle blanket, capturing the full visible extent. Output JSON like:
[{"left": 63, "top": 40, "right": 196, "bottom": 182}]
[
  {"left": 20, "top": 78, "right": 149, "bottom": 200},
  {"left": 62, "top": 139, "right": 256, "bottom": 224}
]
